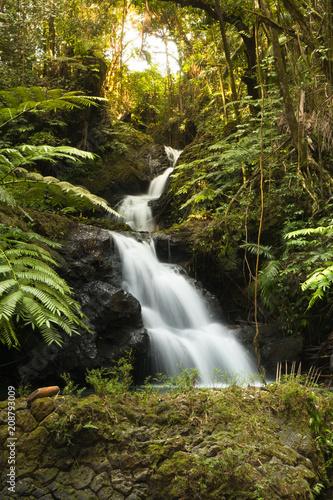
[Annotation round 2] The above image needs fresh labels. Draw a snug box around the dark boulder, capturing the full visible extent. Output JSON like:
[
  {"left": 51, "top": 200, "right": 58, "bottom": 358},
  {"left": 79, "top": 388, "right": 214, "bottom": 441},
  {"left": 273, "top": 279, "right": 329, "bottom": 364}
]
[
  {"left": 234, "top": 322, "right": 304, "bottom": 379},
  {"left": 16, "top": 226, "right": 149, "bottom": 385}
]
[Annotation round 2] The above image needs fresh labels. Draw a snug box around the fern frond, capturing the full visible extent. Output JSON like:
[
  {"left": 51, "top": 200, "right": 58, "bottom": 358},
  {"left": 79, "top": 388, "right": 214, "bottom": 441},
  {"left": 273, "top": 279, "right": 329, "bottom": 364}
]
[
  {"left": 0, "top": 264, "right": 13, "bottom": 275},
  {"left": 0, "top": 290, "right": 24, "bottom": 320},
  {"left": 4, "top": 246, "right": 58, "bottom": 265},
  {"left": 0, "top": 279, "right": 18, "bottom": 294},
  {"left": 20, "top": 286, "right": 74, "bottom": 314},
  {"left": 35, "top": 283, "right": 80, "bottom": 311},
  {"left": 240, "top": 242, "right": 275, "bottom": 260},
  {"left": 301, "top": 265, "right": 333, "bottom": 308},
  {"left": 0, "top": 225, "right": 90, "bottom": 347},
  {"left": 302, "top": 267, "right": 333, "bottom": 291},
  {"left": 307, "top": 289, "right": 325, "bottom": 309},
  {"left": 14, "top": 258, "right": 62, "bottom": 278},
  {"left": 18, "top": 272, "right": 71, "bottom": 293},
  {"left": 285, "top": 226, "right": 333, "bottom": 239},
  {"left": 285, "top": 238, "right": 309, "bottom": 248},
  {"left": 21, "top": 296, "right": 53, "bottom": 328},
  {"left": 0, "top": 87, "right": 106, "bottom": 128},
  {"left": 39, "top": 323, "right": 63, "bottom": 346},
  {"left": 0, "top": 319, "right": 19, "bottom": 348}
]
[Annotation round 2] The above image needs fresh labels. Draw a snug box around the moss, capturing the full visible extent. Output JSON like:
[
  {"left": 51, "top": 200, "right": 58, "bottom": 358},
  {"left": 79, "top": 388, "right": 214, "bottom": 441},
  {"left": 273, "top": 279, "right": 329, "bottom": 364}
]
[{"left": 0, "top": 384, "right": 332, "bottom": 498}]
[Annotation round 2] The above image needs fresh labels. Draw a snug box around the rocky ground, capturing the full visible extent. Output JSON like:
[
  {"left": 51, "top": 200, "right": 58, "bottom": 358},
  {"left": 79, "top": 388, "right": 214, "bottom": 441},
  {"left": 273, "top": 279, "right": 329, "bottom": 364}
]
[{"left": 0, "top": 381, "right": 332, "bottom": 499}]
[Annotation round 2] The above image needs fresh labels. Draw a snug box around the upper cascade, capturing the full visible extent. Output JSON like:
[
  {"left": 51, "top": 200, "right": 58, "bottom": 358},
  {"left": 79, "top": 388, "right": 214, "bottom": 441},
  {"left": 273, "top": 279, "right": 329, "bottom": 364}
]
[{"left": 115, "top": 146, "right": 182, "bottom": 232}]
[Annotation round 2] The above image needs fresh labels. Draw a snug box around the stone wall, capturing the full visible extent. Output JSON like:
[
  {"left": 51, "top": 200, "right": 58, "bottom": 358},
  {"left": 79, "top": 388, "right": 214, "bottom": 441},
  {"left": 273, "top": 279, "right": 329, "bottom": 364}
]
[{"left": 0, "top": 383, "right": 332, "bottom": 499}]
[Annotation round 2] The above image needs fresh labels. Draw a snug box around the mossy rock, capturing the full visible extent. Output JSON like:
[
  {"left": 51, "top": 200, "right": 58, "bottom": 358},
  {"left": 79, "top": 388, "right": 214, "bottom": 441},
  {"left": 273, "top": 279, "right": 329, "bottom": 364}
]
[
  {"left": 30, "top": 398, "right": 56, "bottom": 422},
  {"left": 0, "top": 384, "right": 332, "bottom": 499}
]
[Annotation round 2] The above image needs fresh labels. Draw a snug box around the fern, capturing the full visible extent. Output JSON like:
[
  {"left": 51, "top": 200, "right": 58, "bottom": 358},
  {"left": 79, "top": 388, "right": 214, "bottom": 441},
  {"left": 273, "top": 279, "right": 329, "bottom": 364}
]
[
  {"left": 240, "top": 242, "right": 275, "bottom": 261},
  {"left": 0, "top": 226, "right": 90, "bottom": 348},
  {"left": 0, "top": 86, "right": 117, "bottom": 216},
  {"left": 0, "top": 146, "right": 118, "bottom": 215},
  {"left": 285, "top": 222, "right": 333, "bottom": 308},
  {"left": 0, "top": 87, "right": 105, "bottom": 128},
  {"left": 285, "top": 226, "right": 332, "bottom": 239}
]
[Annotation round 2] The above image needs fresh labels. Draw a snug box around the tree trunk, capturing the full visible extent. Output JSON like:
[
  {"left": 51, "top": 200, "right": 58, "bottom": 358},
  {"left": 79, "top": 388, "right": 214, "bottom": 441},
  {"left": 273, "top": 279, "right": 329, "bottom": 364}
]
[
  {"left": 214, "top": 0, "right": 239, "bottom": 117},
  {"left": 260, "top": 0, "right": 307, "bottom": 164}
]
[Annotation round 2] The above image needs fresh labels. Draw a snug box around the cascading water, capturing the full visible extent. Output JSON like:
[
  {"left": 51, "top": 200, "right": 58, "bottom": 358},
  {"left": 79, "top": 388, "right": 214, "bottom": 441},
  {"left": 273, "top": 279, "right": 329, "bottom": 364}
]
[
  {"left": 111, "top": 146, "right": 257, "bottom": 386},
  {"left": 111, "top": 232, "right": 257, "bottom": 386},
  {"left": 116, "top": 146, "right": 182, "bottom": 231}
]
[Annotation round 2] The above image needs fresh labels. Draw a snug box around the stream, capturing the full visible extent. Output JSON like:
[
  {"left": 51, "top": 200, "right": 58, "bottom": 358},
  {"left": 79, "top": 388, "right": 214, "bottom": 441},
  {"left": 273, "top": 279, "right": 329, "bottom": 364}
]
[{"left": 112, "top": 147, "right": 258, "bottom": 386}]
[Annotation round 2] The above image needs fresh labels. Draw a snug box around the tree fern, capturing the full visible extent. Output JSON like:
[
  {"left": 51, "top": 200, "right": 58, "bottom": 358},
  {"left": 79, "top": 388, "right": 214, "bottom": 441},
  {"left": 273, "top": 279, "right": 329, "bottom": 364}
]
[
  {"left": 0, "top": 225, "right": 90, "bottom": 348},
  {"left": 0, "top": 87, "right": 105, "bottom": 128},
  {"left": 0, "top": 86, "right": 117, "bottom": 216},
  {"left": 0, "top": 145, "right": 118, "bottom": 215}
]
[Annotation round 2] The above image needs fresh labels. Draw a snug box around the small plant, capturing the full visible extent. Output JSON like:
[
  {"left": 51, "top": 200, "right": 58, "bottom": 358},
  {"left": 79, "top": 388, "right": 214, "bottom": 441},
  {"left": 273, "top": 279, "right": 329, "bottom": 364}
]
[
  {"left": 167, "top": 367, "right": 199, "bottom": 392},
  {"left": 60, "top": 372, "right": 86, "bottom": 397},
  {"left": 142, "top": 366, "right": 199, "bottom": 394},
  {"left": 17, "top": 380, "right": 32, "bottom": 398},
  {"left": 85, "top": 351, "right": 133, "bottom": 398},
  {"left": 83, "top": 422, "right": 99, "bottom": 430}
]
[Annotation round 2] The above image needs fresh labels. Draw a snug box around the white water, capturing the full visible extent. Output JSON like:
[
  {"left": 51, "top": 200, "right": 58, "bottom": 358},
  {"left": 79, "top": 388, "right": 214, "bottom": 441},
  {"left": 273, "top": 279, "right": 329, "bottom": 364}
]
[
  {"left": 112, "top": 146, "right": 257, "bottom": 386},
  {"left": 116, "top": 146, "right": 182, "bottom": 232},
  {"left": 112, "top": 232, "right": 257, "bottom": 386}
]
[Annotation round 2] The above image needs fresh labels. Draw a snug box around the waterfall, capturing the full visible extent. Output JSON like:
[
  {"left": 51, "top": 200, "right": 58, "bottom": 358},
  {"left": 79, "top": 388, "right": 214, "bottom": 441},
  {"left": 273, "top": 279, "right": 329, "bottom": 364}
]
[
  {"left": 115, "top": 146, "right": 182, "bottom": 232},
  {"left": 112, "top": 232, "right": 257, "bottom": 386},
  {"left": 111, "top": 146, "right": 257, "bottom": 386}
]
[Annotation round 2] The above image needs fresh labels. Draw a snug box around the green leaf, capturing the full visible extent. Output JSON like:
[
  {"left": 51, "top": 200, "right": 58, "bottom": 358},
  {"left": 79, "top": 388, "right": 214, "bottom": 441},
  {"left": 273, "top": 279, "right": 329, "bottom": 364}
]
[{"left": 0, "top": 225, "right": 90, "bottom": 348}]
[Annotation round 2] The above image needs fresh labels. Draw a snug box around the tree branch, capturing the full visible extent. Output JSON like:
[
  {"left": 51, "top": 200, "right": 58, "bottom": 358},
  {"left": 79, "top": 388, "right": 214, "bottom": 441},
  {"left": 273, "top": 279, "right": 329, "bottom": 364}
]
[{"left": 160, "top": 0, "right": 218, "bottom": 20}]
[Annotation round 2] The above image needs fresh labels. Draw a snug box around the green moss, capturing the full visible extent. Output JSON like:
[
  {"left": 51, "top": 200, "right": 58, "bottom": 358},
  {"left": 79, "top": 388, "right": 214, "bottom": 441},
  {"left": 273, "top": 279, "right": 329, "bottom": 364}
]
[{"left": 1, "top": 384, "right": 332, "bottom": 499}]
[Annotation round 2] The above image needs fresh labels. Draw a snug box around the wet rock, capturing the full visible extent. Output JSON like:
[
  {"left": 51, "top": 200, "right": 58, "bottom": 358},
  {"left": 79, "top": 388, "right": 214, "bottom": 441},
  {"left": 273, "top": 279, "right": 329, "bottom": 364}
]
[
  {"left": 90, "top": 472, "right": 110, "bottom": 492},
  {"left": 78, "top": 282, "right": 143, "bottom": 337},
  {"left": 15, "top": 410, "right": 38, "bottom": 433},
  {"left": 33, "top": 468, "right": 59, "bottom": 485},
  {"left": 98, "top": 487, "right": 124, "bottom": 500},
  {"left": 141, "top": 143, "right": 174, "bottom": 178},
  {"left": 15, "top": 477, "right": 36, "bottom": 495},
  {"left": 70, "top": 467, "right": 95, "bottom": 489},
  {"left": 16, "top": 225, "right": 149, "bottom": 385},
  {"left": 234, "top": 322, "right": 304, "bottom": 377}
]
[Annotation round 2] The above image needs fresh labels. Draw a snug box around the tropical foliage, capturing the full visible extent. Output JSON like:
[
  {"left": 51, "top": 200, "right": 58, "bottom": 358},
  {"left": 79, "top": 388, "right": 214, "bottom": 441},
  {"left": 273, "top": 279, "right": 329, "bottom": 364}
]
[
  {"left": 1, "top": 0, "right": 333, "bottom": 349},
  {"left": 0, "top": 87, "right": 118, "bottom": 216},
  {"left": 0, "top": 225, "right": 89, "bottom": 348}
]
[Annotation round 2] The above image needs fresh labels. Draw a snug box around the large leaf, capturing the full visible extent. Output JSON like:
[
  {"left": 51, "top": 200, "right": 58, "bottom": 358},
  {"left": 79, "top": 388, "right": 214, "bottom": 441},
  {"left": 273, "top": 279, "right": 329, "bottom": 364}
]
[{"left": 0, "top": 227, "right": 90, "bottom": 348}]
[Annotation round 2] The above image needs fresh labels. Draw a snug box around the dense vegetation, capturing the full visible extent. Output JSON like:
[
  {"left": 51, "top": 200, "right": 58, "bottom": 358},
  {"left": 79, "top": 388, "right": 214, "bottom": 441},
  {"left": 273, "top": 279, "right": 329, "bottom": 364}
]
[{"left": 0, "top": 0, "right": 333, "bottom": 365}]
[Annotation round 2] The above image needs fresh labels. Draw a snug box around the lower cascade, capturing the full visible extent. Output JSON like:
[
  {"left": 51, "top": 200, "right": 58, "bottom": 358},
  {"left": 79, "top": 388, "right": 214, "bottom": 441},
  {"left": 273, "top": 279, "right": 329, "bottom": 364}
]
[
  {"left": 112, "top": 232, "right": 257, "bottom": 386},
  {"left": 112, "top": 146, "right": 258, "bottom": 386}
]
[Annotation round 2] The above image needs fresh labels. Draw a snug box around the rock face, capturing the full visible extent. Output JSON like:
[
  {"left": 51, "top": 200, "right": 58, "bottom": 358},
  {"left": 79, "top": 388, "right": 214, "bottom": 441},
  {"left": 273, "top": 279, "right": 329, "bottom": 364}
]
[
  {"left": 234, "top": 322, "right": 304, "bottom": 379},
  {"left": 17, "top": 225, "right": 149, "bottom": 385},
  {"left": 78, "top": 142, "right": 172, "bottom": 207},
  {"left": 0, "top": 383, "right": 332, "bottom": 499}
]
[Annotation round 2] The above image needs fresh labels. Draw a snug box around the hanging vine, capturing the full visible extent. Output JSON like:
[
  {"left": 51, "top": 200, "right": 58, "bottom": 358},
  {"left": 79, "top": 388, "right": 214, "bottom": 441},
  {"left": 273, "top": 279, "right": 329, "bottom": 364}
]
[{"left": 253, "top": 14, "right": 265, "bottom": 375}]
